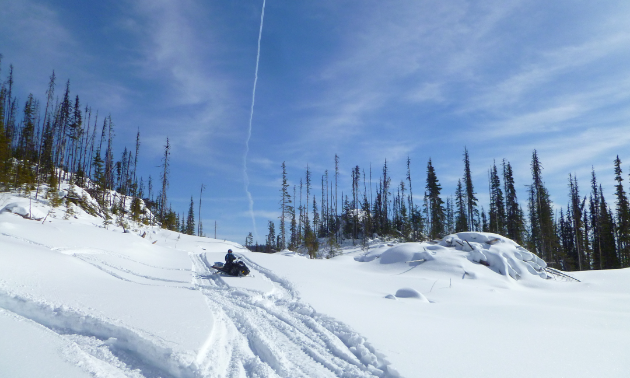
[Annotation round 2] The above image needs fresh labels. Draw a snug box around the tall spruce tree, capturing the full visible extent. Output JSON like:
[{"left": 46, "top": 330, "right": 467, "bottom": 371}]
[
  {"left": 463, "top": 147, "right": 478, "bottom": 231},
  {"left": 159, "top": 137, "right": 170, "bottom": 225},
  {"left": 455, "top": 179, "right": 468, "bottom": 232},
  {"left": 568, "top": 174, "right": 587, "bottom": 270},
  {"left": 598, "top": 187, "right": 619, "bottom": 269},
  {"left": 613, "top": 156, "right": 630, "bottom": 267},
  {"left": 488, "top": 162, "right": 506, "bottom": 235},
  {"left": 266, "top": 220, "right": 276, "bottom": 252},
  {"left": 528, "top": 150, "right": 558, "bottom": 262},
  {"left": 185, "top": 196, "right": 195, "bottom": 235},
  {"left": 589, "top": 170, "right": 602, "bottom": 269},
  {"left": 425, "top": 159, "right": 445, "bottom": 239},
  {"left": 503, "top": 160, "right": 524, "bottom": 244},
  {"left": 279, "top": 162, "right": 291, "bottom": 250}
]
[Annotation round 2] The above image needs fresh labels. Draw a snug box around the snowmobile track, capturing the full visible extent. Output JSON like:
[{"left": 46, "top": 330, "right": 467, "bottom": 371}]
[
  {"left": 190, "top": 252, "right": 398, "bottom": 378},
  {"left": 0, "top": 288, "right": 201, "bottom": 378}
]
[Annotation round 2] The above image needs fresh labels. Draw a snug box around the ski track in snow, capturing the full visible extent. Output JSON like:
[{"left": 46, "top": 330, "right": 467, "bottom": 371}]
[{"left": 190, "top": 252, "right": 397, "bottom": 378}]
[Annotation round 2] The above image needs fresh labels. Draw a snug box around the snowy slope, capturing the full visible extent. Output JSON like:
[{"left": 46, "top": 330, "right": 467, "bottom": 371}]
[
  {"left": 0, "top": 191, "right": 394, "bottom": 377},
  {"left": 1, "top": 190, "right": 630, "bottom": 377}
]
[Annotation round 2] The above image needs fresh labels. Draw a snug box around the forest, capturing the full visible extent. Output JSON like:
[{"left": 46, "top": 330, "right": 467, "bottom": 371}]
[
  {"left": 0, "top": 57, "right": 201, "bottom": 236},
  {"left": 1, "top": 56, "right": 629, "bottom": 273},
  {"left": 253, "top": 142, "right": 629, "bottom": 273}
]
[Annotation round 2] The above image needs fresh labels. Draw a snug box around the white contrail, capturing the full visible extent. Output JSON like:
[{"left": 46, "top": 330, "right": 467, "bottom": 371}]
[{"left": 244, "top": 0, "right": 266, "bottom": 242}]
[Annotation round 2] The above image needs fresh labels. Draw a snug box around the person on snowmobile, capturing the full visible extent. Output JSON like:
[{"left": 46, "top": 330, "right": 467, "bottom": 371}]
[{"left": 224, "top": 249, "right": 236, "bottom": 272}]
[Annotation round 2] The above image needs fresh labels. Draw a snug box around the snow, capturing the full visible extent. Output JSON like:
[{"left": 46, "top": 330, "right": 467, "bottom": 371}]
[{"left": 1, "top": 189, "right": 630, "bottom": 377}]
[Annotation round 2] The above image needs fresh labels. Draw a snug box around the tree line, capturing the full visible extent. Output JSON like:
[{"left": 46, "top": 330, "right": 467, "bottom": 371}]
[
  {"left": 0, "top": 56, "right": 204, "bottom": 235},
  {"left": 254, "top": 149, "right": 630, "bottom": 271}
]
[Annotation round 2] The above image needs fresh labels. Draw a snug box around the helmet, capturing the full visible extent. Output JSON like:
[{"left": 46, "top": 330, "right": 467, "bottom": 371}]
[{"left": 228, "top": 249, "right": 233, "bottom": 253}]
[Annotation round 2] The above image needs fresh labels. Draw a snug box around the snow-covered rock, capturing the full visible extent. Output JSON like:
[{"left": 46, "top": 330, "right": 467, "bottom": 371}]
[
  {"left": 0, "top": 202, "right": 47, "bottom": 220},
  {"left": 441, "top": 232, "right": 549, "bottom": 280}
]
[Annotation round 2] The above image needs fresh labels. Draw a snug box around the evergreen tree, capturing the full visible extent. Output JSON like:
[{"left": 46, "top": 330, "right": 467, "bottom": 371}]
[
  {"left": 463, "top": 147, "right": 478, "bottom": 231},
  {"left": 245, "top": 232, "right": 253, "bottom": 248},
  {"left": 266, "top": 220, "right": 276, "bottom": 252},
  {"left": 527, "top": 150, "right": 558, "bottom": 262},
  {"left": 445, "top": 195, "right": 454, "bottom": 235},
  {"left": 503, "top": 160, "right": 524, "bottom": 244},
  {"left": 381, "top": 160, "right": 391, "bottom": 235},
  {"left": 425, "top": 159, "right": 445, "bottom": 239},
  {"left": 406, "top": 157, "right": 416, "bottom": 239},
  {"left": 455, "top": 179, "right": 467, "bottom": 232},
  {"left": 17, "top": 94, "right": 37, "bottom": 162},
  {"left": 279, "top": 162, "right": 291, "bottom": 249},
  {"left": 289, "top": 199, "right": 297, "bottom": 250},
  {"left": 558, "top": 208, "right": 575, "bottom": 271},
  {"left": 481, "top": 207, "right": 489, "bottom": 232},
  {"left": 159, "top": 137, "right": 170, "bottom": 225},
  {"left": 312, "top": 195, "right": 320, "bottom": 239},
  {"left": 305, "top": 164, "right": 311, "bottom": 235},
  {"left": 598, "top": 188, "right": 619, "bottom": 269},
  {"left": 589, "top": 170, "right": 601, "bottom": 269},
  {"left": 488, "top": 162, "right": 506, "bottom": 235},
  {"left": 613, "top": 156, "right": 630, "bottom": 267},
  {"left": 568, "top": 174, "right": 587, "bottom": 270},
  {"left": 334, "top": 154, "right": 339, "bottom": 241},
  {"left": 0, "top": 90, "right": 11, "bottom": 189},
  {"left": 185, "top": 196, "right": 195, "bottom": 235}
]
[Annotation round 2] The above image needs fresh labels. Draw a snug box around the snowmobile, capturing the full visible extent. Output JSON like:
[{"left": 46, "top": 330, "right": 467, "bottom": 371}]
[{"left": 211, "top": 258, "right": 250, "bottom": 277}]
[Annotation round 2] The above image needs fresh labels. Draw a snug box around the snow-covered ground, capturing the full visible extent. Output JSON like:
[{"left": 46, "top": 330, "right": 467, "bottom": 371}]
[{"left": 1, "top": 189, "right": 629, "bottom": 377}]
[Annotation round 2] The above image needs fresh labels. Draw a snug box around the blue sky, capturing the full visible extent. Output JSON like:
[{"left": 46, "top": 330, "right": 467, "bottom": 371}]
[{"left": 2, "top": 0, "right": 630, "bottom": 243}]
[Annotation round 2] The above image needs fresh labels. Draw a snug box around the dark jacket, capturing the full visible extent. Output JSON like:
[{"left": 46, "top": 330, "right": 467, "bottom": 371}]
[{"left": 225, "top": 253, "right": 236, "bottom": 265}]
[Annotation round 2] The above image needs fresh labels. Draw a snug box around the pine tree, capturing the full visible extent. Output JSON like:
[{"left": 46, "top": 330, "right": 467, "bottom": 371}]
[
  {"left": 305, "top": 164, "right": 311, "bottom": 235},
  {"left": 279, "top": 162, "right": 291, "bottom": 249},
  {"left": 159, "top": 137, "right": 170, "bottom": 225},
  {"left": 381, "top": 160, "right": 391, "bottom": 235},
  {"left": 425, "top": 159, "right": 445, "bottom": 239},
  {"left": 488, "top": 162, "right": 506, "bottom": 235},
  {"left": 266, "top": 220, "right": 276, "bottom": 252},
  {"left": 558, "top": 208, "right": 575, "bottom": 271},
  {"left": 312, "top": 195, "right": 320, "bottom": 239},
  {"left": 455, "top": 179, "right": 467, "bottom": 232},
  {"left": 245, "top": 232, "right": 253, "bottom": 248},
  {"left": 445, "top": 195, "right": 454, "bottom": 235},
  {"left": 17, "top": 94, "right": 37, "bottom": 162},
  {"left": 589, "top": 170, "right": 601, "bottom": 269},
  {"left": 185, "top": 196, "right": 195, "bottom": 235},
  {"left": 334, "top": 154, "right": 339, "bottom": 241},
  {"left": 463, "top": 148, "right": 478, "bottom": 231},
  {"left": 598, "top": 188, "right": 619, "bottom": 269},
  {"left": 503, "top": 160, "right": 523, "bottom": 244},
  {"left": 613, "top": 156, "right": 630, "bottom": 267},
  {"left": 289, "top": 194, "right": 297, "bottom": 250},
  {"left": 568, "top": 174, "right": 587, "bottom": 270},
  {"left": 481, "top": 207, "right": 489, "bottom": 232},
  {"left": 528, "top": 150, "right": 558, "bottom": 262},
  {"left": 0, "top": 87, "right": 11, "bottom": 190}
]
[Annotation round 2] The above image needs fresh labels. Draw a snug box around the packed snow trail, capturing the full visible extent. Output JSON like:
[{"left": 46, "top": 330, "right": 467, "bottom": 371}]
[{"left": 190, "top": 252, "right": 396, "bottom": 378}]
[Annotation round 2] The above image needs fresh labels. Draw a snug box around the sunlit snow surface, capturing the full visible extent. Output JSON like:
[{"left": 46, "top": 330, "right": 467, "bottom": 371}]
[{"left": 1, "top": 189, "right": 630, "bottom": 377}]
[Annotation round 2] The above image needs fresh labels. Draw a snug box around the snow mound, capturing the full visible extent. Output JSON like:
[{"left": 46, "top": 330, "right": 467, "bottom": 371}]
[
  {"left": 441, "top": 232, "right": 549, "bottom": 280},
  {"left": 0, "top": 202, "right": 47, "bottom": 220},
  {"left": 356, "top": 232, "right": 553, "bottom": 282},
  {"left": 394, "top": 288, "right": 428, "bottom": 302},
  {"left": 379, "top": 244, "right": 434, "bottom": 264}
]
